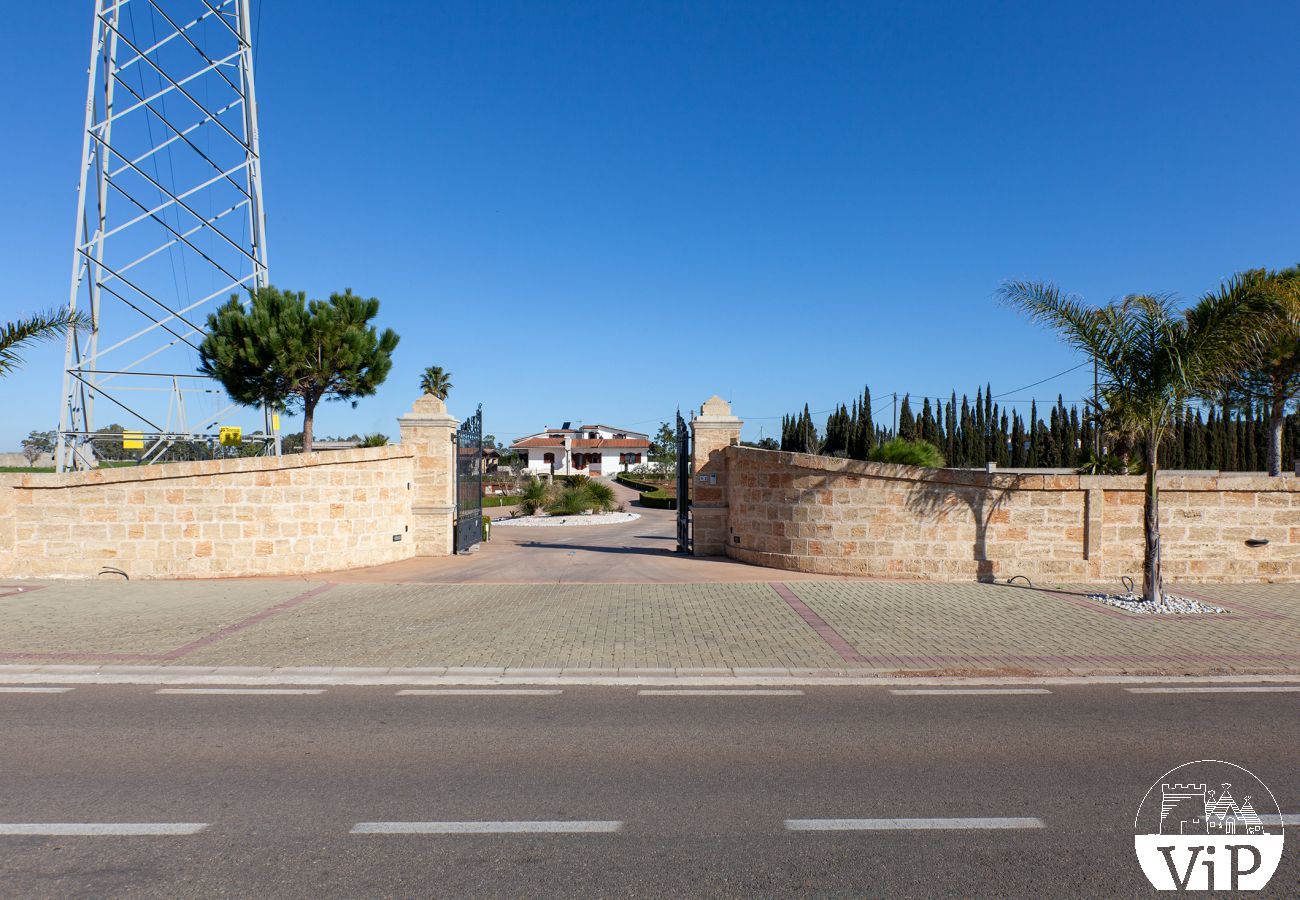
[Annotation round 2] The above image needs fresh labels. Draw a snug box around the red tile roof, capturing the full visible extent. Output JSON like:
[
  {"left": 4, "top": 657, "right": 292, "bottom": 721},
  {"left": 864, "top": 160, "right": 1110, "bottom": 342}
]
[
  {"left": 511, "top": 437, "right": 649, "bottom": 449},
  {"left": 574, "top": 438, "right": 648, "bottom": 448}
]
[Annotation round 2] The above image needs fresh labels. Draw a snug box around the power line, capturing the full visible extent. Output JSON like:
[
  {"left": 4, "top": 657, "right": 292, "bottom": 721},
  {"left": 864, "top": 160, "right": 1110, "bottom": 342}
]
[{"left": 991, "top": 361, "right": 1090, "bottom": 399}]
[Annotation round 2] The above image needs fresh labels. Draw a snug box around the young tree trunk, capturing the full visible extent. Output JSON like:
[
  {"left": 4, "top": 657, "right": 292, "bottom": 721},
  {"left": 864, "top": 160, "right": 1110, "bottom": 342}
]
[
  {"left": 1268, "top": 396, "right": 1286, "bottom": 477},
  {"left": 302, "top": 400, "right": 317, "bottom": 455},
  {"left": 1141, "top": 435, "right": 1162, "bottom": 603}
]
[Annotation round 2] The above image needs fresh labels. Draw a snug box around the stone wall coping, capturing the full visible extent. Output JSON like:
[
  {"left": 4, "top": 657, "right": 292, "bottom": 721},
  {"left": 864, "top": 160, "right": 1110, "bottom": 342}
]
[
  {"left": 726, "top": 445, "right": 1300, "bottom": 493},
  {"left": 13, "top": 444, "right": 413, "bottom": 490}
]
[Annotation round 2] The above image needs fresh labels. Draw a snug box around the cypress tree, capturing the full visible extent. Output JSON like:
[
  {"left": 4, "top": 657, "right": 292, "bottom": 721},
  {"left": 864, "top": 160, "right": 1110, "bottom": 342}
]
[
  {"left": 1010, "top": 412, "right": 1026, "bottom": 467},
  {"left": 898, "top": 395, "right": 916, "bottom": 440},
  {"left": 951, "top": 390, "right": 961, "bottom": 463}
]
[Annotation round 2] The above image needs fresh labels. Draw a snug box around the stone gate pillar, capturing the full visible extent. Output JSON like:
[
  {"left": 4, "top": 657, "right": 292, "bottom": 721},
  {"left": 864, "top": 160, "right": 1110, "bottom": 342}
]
[
  {"left": 691, "top": 395, "right": 742, "bottom": 556},
  {"left": 398, "top": 394, "right": 458, "bottom": 556}
]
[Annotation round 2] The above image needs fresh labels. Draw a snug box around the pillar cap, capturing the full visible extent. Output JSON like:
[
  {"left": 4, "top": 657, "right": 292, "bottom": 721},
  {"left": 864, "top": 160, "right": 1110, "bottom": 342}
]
[
  {"left": 693, "top": 394, "right": 742, "bottom": 426},
  {"left": 398, "top": 393, "right": 458, "bottom": 427},
  {"left": 700, "top": 395, "right": 731, "bottom": 416}
]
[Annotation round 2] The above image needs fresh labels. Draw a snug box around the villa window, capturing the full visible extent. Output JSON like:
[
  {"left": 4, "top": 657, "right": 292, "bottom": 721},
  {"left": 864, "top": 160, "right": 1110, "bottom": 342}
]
[{"left": 543, "top": 452, "right": 555, "bottom": 466}]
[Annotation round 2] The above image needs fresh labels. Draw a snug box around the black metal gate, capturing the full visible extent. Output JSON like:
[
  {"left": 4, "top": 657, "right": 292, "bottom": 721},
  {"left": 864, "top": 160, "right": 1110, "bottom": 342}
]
[
  {"left": 454, "top": 405, "right": 484, "bottom": 553},
  {"left": 675, "top": 409, "right": 691, "bottom": 553}
]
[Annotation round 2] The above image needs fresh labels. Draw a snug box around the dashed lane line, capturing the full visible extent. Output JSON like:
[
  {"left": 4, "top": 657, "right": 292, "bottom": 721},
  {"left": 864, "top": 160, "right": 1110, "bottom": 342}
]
[
  {"left": 637, "top": 689, "right": 806, "bottom": 696},
  {"left": 786, "top": 817, "right": 1046, "bottom": 831},
  {"left": 351, "top": 821, "right": 623, "bottom": 834},
  {"left": 154, "top": 688, "right": 326, "bottom": 696},
  {"left": 396, "top": 689, "right": 563, "bottom": 696},
  {"left": 0, "top": 823, "right": 208, "bottom": 836},
  {"left": 0, "top": 686, "right": 73, "bottom": 693},
  {"left": 1124, "top": 686, "right": 1300, "bottom": 694},
  {"left": 890, "top": 688, "right": 1052, "bottom": 695}
]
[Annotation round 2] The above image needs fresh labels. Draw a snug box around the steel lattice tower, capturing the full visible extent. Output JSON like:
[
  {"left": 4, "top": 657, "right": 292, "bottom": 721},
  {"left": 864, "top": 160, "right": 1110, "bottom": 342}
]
[{"left": 57, "top": 0, "right": 273, "bottom": 471}]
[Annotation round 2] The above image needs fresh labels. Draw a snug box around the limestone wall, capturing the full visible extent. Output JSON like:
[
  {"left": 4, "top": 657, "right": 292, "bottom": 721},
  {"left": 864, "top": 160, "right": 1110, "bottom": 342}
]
[
  {"left": 723, "top": 446, "right": 1300, "bottom": 583},
  {"left": 0, "top": 446, "right": 417, "bottom": 580}
]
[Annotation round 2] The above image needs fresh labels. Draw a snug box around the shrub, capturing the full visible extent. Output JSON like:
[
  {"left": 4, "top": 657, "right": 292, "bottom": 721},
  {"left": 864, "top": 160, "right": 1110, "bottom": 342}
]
[
  {"left": 359, "top": 432, "right": 389, "bottom": 447},
  {"left": 517, "top": 477, "right": 552, "bottom": 515},
  {"left": 547, "top": 486, "right": 592, "bottom": 516},
  {"left": 584, "top": 480, "right": 617, "bottom": 512},
  {"left": 567, "top": 474, "right": 591, "bottom": 488},
  {"left": 868, "top": 438, "right": 945, "bottom": 468}
]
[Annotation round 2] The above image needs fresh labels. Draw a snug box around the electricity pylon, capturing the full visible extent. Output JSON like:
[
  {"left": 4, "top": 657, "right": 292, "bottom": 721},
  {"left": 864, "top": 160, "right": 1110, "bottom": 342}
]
[{"left": 56, "top": 0, "right": 274, "bottom": 471}]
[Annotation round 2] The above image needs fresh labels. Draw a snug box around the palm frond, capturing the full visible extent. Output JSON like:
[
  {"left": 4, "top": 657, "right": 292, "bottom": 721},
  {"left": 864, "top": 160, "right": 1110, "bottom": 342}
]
[{"left": 0, "top": 308, "right": 91, "bottom": 376}]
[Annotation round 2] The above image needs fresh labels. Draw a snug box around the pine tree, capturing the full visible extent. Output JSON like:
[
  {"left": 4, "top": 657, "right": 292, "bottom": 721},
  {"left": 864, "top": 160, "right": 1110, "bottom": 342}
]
[{"left": 198, "top": 286, "right": 399, "bottom": 454}]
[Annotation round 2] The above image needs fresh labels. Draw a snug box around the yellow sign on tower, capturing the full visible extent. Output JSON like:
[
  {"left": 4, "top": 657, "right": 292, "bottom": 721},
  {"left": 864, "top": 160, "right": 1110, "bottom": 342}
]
[{"left": 219, "top": 426, "right": 242, "bottom": 447}]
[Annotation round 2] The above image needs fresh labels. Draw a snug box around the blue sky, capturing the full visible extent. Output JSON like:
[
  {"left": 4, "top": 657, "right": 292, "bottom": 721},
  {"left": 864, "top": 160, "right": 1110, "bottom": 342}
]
[{"left": 3, "top": 1, "right": 1298, "bottom": 448}]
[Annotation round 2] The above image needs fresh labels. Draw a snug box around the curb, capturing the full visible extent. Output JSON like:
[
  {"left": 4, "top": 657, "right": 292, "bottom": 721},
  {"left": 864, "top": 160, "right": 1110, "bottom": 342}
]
[{"left": 0, "top": 665, "right": 1298, "bottom": 687}]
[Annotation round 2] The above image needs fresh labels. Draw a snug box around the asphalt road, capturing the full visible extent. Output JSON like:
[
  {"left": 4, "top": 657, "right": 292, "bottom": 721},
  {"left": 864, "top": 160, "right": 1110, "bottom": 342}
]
[{"left": 1, "top": 685, "right": 1296, "bottom": 898}]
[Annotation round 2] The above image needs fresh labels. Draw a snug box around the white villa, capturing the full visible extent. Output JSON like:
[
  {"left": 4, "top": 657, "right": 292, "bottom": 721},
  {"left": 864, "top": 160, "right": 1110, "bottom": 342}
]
[{"left": 511, "top": 423, "right": 651, "bottom": 477}]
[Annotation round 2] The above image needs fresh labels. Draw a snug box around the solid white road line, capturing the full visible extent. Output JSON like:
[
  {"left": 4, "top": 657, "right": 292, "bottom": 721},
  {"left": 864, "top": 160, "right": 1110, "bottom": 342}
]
[
  {"left": 1259, "top": 814, "right": 1300, "bottom": 825},
  {"left": 0, "top": 823, "right": 208, "bottom": 836},
  {"left": 786, "top": 817, "right": 1046, "bottom": 831},
  {"left": 396, "top": 689, "right": 562, "bottom": 696},
  {"left": 153, "top": 688, "right": 325, "bottom": 695},
  {"left": 351, "top": 821, "right": 623, "bottom": 834},
  {"left": 890, "top": 689, "right": 1052, "bottom": 695},
  {"left": 1124, "top": 686, "right": 1300, "bottom": 694},
  {"left": 637, "top": 689, "right": 805, "bottom": 696},
  {"left": 0, "top": 686, "right": 73, "bottom": 693}
]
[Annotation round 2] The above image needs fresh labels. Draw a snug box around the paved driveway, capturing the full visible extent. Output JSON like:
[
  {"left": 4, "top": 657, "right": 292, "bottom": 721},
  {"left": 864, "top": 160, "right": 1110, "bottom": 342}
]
[{"left": 338, "top": 478, "right": 838, "bottom": 584}]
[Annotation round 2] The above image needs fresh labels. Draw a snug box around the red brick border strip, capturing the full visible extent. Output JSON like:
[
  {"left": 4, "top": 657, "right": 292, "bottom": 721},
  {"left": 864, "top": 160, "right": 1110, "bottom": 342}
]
[
  {"left": 769, "top": 582, "right": 871, "bottom": 664},
  {"left": 0, "top": 583, "right": 336, "bottom": 663}
]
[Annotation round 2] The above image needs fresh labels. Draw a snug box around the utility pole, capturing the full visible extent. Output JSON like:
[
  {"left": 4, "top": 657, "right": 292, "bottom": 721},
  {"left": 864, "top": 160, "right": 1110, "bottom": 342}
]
[
  {"left": 1093, "top": 356, "right": 1100, "bottom": 456},
  {"left": 892, "top": 392, "right": 898, "bottom": 438}
]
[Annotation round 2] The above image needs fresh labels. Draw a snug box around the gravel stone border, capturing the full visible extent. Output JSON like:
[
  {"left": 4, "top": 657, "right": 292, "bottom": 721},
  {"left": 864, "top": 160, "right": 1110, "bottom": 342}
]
[
  {"left": 1089, "top": 592, "right": 1227, "bottom": 615},
  {"left": 493, "top": 512, "right": 642, "bottom": 527}
]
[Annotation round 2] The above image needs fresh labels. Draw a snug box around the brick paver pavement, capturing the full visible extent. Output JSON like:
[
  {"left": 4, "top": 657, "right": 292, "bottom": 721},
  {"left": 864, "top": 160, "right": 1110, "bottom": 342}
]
[{"left": 1, "top": 579, "right": 1296, "bottom": 675}]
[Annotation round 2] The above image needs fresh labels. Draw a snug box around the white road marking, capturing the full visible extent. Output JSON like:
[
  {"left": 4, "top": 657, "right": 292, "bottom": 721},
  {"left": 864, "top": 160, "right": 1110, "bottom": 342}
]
[
  {"left": 0, "top": 823, "right": 208, "bottom": 836},
  {"left": 890, "top": 689, "right": 1051, "bottom": 695},
  {"left": 637, "top": 689, "right": 805, "bottom": 696},
  {"left": 786, "top": 817, "right": 1045, "bottom": 831},
  {"left": 351, "top": 821, "right": 623, "bottom": 834},
  {"left": 1124, "top": 686, "right": 1300, "bottom": 694},
  {"left": 396, "top": 689, "right": 562, "bottom": 696},
  {"left": 0, "top": 686, "right": 73, "bottom": 693},
  {"left": 1259, "top": 814, "right": 1300, "bottom": 825},
  {"left": 154, "top": 688, "right": 325, "bottom": 695}
]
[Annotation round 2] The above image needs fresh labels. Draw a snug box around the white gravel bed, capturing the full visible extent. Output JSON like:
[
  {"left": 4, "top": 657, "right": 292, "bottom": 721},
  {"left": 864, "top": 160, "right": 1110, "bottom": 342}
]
[
  {"left": 1089, "top": 592, "right": 1227, "bottom": 615},
  {"left": 493, "top": 512, "right": 641, "bottom": 527}
]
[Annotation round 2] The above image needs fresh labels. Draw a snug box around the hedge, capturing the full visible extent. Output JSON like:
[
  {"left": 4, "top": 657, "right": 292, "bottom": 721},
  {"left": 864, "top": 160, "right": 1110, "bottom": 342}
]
[
  {"left": 637, "top": 489, "right": 676, "bottom": 510},
  {"left": 615, "top": 472, "right": 666, "bottom": 493},
  {"left": 482, "top": 494, "right": 524, "bottom": 508}
]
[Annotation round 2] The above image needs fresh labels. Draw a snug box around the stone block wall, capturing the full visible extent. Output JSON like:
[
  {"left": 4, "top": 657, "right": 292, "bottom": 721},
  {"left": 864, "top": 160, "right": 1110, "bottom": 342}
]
[
  {"left": 0, "top": 446, "right": 417, "bottom": 580},
  {"left": 723, "top": 446, "right": 1300, "bottom": 583},
  {"left": 0, "top": 394, "right": 471, "bottom": 580}
]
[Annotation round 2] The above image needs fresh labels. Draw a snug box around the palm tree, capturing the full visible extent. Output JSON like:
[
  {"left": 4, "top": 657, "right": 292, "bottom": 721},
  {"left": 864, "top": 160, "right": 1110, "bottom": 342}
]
[
  {"left": 1209, "top": 267, "right": 1300, "bottom": 476},
  {"left": 419, "top": 365, "right": 452, "bottom": 400},
  {"left": 1000, "top": 281, "right": 1264, "bottom": 602},
  {"left": 0, "top": 308, "right": 90, "bottom": 377}
]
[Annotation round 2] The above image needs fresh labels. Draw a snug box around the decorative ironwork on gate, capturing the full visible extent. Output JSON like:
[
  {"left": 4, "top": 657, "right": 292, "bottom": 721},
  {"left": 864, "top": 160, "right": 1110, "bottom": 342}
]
[
  {"left": 455, "top": 404, "right": 484, "bottom": 553},
  {"left": 675, "top": 409, "right": 691, "bottom": 553}
]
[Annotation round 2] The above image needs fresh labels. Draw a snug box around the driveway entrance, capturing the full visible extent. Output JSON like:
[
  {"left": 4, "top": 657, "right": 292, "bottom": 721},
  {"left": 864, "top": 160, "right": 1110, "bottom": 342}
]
[{"left": 336, "top": 478, "right": 837, "bottom": 584}]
